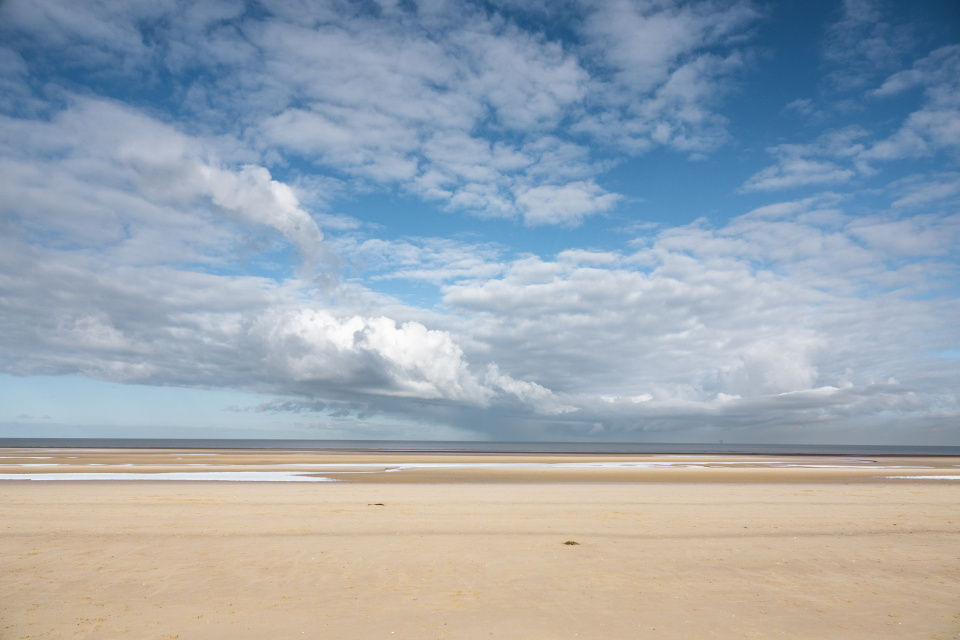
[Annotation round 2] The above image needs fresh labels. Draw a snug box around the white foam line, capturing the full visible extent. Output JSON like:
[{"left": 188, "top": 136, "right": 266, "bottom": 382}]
[
  {"left": 0, "top": 456, "right": 54, "bottom": 459},
  {"left": 50, "top": 461, "right": 937, "bottom": 472},
  {"left": 1, "top": 462, "right": 938, "bottom": 480},
  {"left": 0, "top": 472, "right": 336, "bottom": 482},
  {"left": 359, "top": 462, "right": 932, "bottom": 470},
  {"left": 0, "top": 464, "right": 61, "bottom": 467},
  {"left": 179, "top": 463, "right": 396, "bottom": 469},
  {"left": 883, "top": 475, "right": 960, "bottom": 480},
  {"left": 778, "top": 465, "right": 932, "bottom": 469}
]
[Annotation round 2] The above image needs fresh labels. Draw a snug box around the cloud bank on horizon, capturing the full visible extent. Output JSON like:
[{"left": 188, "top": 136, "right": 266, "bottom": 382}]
[{"left": 0, "top": 0, "right": 958, "bottom": 443}]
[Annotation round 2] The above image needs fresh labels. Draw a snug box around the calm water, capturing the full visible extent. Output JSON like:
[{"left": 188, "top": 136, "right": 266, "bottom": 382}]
[{"left": 1, "top": 438, "right": 958, "bottom": 456}]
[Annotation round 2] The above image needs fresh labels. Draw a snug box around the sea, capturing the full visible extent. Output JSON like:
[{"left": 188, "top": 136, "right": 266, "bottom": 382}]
[{"left": 1, "top": 438, "right": 958, "bottom": 456}]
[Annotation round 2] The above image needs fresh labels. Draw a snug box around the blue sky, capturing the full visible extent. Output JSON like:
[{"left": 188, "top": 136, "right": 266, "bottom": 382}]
[{"left": 1, "top": 0, "right": 958, "bottom": 443}]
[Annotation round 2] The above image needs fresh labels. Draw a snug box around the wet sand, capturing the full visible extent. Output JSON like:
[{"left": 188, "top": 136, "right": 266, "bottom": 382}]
[{"left": 1, "top": 449, "right": 958, "bottom": 638}]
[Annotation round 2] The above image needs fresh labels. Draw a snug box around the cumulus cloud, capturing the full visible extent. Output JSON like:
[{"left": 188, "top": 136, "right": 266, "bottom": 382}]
[
  {"left": 439, "top": 201, "right": 960, "bottom": 427},
  {"left": 252, "top": 309, "right": 492, "bottom": 403},
  {"left": 0, "top": 235, "right": 571, "bottom": 417}
]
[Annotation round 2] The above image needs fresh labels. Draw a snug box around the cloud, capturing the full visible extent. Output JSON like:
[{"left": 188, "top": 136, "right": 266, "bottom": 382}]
[
  {"left": 749, "top": 18, "right": 958, "bottom": 196},
  {"left": 1, "top": 0, "right": 958, "bottom": 442},
  {"left": 740, "top": 156, "right": 855, "bottom": 192},
  {"left": 0, "top": 0, "right": 763, "bottom": 225},
  {"left": 890, "top": 173, "right": 960, "bottom": 208},
  {"left": 740, "top": 128, "right": 871, "bottom": 192},
  {"left": 0, "top": 98, "right": 324, "bottom": 265},
  {"left": 198, "top": 164, "right": 324, "bottom": 261},
  {"left": 252, "top": 309, "right": 493, "bottom": 404},
  {"left": 440, "top": 201, "right": 960, "bottom": 421},
  {"left": 247, "top": 12, "right": 603, "bottom": 220},
  {"left": 0, "top": 234, "right": 571, "bottom": 416},
  {"left": 847, "top": 213, "right": 960, "bottom": 257},
  {"left": 484, "top": 364, "right": 577, "bottom": 415},
  {"left": 573, "top": 0, "right": 759, "bottom": 154},
  {"left": 870, "top": 44, "right": 960, "bottom": 98},
  {"left": 863, "top": 46, "right": 960, "bottom": 161},
  {"left": 337, "top": 237, "right": 505, "bottom": 286},
  {"left": 821, "top": 0, "right": 914, "bottom": 91},
  {"left": 579, "top": 0, "right": 758, "bottom": 94},
  {"left": 744, "top": 47, "right": 955, "bottom": 191},
  {"left": 2, "top": 180, "right": 958, "bottom": 437},
  {"left": 514, "top": 180, "right": 621, "bottom": 226}
]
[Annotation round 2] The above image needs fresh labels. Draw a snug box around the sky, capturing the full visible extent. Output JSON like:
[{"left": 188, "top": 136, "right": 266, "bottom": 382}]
[{"left": 0, "top": 0, "right": 958, "bottom": 444}]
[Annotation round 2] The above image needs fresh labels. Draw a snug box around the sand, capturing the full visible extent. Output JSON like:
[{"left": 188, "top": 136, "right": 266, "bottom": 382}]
[{"left": 1, "top": 449, "right": 959, "bottom": 639}]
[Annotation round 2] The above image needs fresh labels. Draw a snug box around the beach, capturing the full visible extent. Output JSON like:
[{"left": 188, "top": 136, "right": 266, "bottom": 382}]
[{"left": 1, "top": 449, "right": 958, "bottom": 638}]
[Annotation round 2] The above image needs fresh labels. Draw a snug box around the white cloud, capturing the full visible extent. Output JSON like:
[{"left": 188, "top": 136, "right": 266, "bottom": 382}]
[
  {"left": 863, "top": 45, "right": 960, "bottom": 161},
  {"left": 580, "top": 0, "right": 757, "bottom": 94},
  {"left": 484, "top": 364, "right": 576, "bottom": 415},
  {"left": 870, "top": 45, "right": 960, "bottom": 98},
  {"left": 197, "top": 164, "right": 324, "bottom": 260},
  {"left": 821, "top": 0, "right": 914, "bottom": 91},
  {"left": 573, "top": 0, "right": 758, "bottom": 154},
  {"left": 847, "top": 213, "right": 960, "bottom": 257},
  {"left": 1, "top": 0, "right": 764, "bottom": 225},
  {"left": 440, "top": 202, "right": 960, "bottom": 420},
  {"left": 0, "top": 0, "right": 171, "bottom": 60},
  {"left": 2, "top": 177, "right": 958, "bottom": 437},
  {"left": 254, "top": 309, "right": 493, "bottom": 404},
  {"left": 740, "top": 157, "right": 855, "bottom": 192},
  {"left": 748, "top": 27, "right": 958, "bottom": 196},
  {"left": 247, "top": 12, "right": 603, "bottom": 220},
  {"left": 740, "top": 129, "right": 870, "bottom": 192},
  {"left": 337, "top": 237, "right": 505, "bottom": 286},
  {"left": 0, "top": 98, "right": 324, "bottom": 264},
  {"left": 514, "top": 180, "right": 621, "bottom": 226},
  {"left": 890, "top": 173, "right": 960, "bottom": 208},
  {"left": 1, "top": 0, "right": 958, "bottom": 441},
  {"left": 863, "top": 111, "right": 960, "bottom": 161},
  {"left": 0, "top": 234, "right": 573, "bottom": 416}
]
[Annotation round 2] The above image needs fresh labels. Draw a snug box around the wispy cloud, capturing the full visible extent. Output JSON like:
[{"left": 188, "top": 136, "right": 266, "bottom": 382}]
[
  {"left": 744, "top": 40, "right": 960, "bottom": 193},
  {"left": 863, "top": 45, "right": 960, "bottom": 161},
  {"left": 890, "top": 173, "right": 960, "bottom": 209},
  {"left": 821, "top": 0, "right": 915, "bottom": 91}
]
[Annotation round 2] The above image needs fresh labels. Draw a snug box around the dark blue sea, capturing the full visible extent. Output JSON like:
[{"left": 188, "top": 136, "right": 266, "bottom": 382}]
[{"left": 1, "top": 438, "right": 958, "bottom": 456}]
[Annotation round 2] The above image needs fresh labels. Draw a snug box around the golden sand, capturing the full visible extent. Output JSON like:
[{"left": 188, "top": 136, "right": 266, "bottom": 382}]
[{"left": 1, "top": 449, "right": 958, "bottom": 639}]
